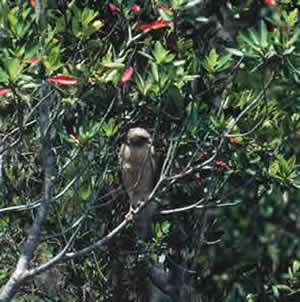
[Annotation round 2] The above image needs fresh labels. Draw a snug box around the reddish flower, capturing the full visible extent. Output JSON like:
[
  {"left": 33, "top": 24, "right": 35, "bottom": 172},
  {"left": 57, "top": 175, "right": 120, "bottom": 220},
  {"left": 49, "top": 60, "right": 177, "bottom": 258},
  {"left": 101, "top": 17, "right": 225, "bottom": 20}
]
[
  {"left": 191, "top": 172, "right": 202, "bottom": 181},
  {"left": 173, "top": 167, "right": 184, "bottom": 175},
  {"left": 0, "top": 88, "right": 12, "bottom": 96},
  {"left": 47, "top": 74, "right": 77, "bottom": 85},
  {"left": 120, "top": 67, "right": 133, "bottom": 84},
  {"left": 157, "top": 3, "right": 172, "bottom": 12},
  {"left": 131, "top": 5, "right": 140, "bottom": 12},
  {"left": 108, "top": 3, "right": 116, "bottom": 13},
  {"left": 229, "top": 136, "right": 238, "bottom": 144},
  {"left": 216, "top": 160, "right": 230, "bottom": 171},
  {"left": 28, "top": 0, "right": 36, "bottom": 8},
  {"left": 174, "top": 167, "right": 202, "bottom": 181},
  {"left": 31, "top": 55, "right": 40, "bottom": 64},
  {"left": 137, "top": 19, "right": 172, "bottom": 30},
  {"left": 264, "top": 0, "right": 276, "bottom": 6}
]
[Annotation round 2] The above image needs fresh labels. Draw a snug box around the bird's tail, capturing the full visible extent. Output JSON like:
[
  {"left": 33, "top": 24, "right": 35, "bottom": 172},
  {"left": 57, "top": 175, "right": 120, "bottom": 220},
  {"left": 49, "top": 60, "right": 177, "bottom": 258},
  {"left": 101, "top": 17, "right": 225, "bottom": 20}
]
[{"left": 135, "top": 201, "right": 157, "bottom": 240}]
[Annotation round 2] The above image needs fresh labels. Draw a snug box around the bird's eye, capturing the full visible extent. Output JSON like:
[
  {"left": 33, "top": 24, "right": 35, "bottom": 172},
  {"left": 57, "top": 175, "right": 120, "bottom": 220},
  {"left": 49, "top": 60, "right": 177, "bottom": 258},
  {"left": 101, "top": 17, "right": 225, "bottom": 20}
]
[{"left": 128, "top": 136, "right": 150, "bottom": 146}]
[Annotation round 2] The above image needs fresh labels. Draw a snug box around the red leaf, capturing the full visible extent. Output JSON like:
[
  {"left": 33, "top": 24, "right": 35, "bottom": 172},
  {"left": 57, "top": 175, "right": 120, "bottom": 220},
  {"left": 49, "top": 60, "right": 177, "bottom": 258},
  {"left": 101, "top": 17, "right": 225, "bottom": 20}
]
[
  {"left": 229, "top": 136, "right": 238, "bottom": 144},
  {"left": 108, "top": 3, "right": 116, "bottom": 13},
  {"left": 28, "top": 0, "right": 36, "bottom": 8},
  {"left": 191, "top": 172, "right": 202, "bottom": 181},
  {"left": 31, "top": 55, "right": 40, "bottom": 64},
  {"left": 137, "top": 19, "right": 172, "bottom": 30},
  {"left": 70, "top": 133, "right": 84, "bottom": 147},
  {"left": 120, "top": 67, "right": 133, "bottom": 83},
  {"left": 131, "top": 5, "right": 140, "bottom": 12},
  {"left": 173, "top": 167, "right": 184, "bottom": 174},
  {"left": 157, "top": 3, "right": 172, "bottom": 12},
  {"left": 47, "top": 74, "right": 77, "bottom": 85},
  {"left": 0, "top": 88, "right": 12, "bottom": 96},
  {"left": 173, "top": 167, "right": 202, "bottom": 181},
  {"left": 264, "top": 0, "right": 276, "bottom": 5},
  {"left": 216, "top": 160, "right": 230, "bottom": 171}
]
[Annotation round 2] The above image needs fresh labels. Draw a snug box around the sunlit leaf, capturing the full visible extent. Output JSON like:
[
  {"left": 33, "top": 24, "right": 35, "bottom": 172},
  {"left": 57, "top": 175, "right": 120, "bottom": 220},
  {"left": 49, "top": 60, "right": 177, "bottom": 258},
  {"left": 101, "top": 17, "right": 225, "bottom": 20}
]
[
  {"left": 287, "top": 9, "right": 298, "bottom": 27},
  {"left": 260, "top": 21, "right": 268, "bottom": 48},
  {"left": 8, "top": 58, "right": 23, "bottom": 82},
  {"left": 80, "top": 185, "right": 91, "bottom": 200},
  {"left": 151, "top": 63, "right": 159, "bottom": 82},
  {"left": 226, "top": 48, "right": 244, "bottom": 57}
]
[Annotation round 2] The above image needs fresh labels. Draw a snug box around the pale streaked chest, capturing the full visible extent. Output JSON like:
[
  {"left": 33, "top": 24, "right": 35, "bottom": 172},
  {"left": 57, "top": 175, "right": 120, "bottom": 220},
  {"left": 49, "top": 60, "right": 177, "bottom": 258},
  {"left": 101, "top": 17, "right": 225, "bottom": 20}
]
[{"left": 119, "top": 143, "right": 156, "bottom": 190}]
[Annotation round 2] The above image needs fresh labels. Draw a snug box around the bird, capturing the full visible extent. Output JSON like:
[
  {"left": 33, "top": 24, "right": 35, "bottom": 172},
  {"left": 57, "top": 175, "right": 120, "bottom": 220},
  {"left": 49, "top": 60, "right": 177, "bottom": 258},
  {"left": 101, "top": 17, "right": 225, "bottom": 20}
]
[{"left": 119, "top": 127, "right": 158, "bottom": 239}]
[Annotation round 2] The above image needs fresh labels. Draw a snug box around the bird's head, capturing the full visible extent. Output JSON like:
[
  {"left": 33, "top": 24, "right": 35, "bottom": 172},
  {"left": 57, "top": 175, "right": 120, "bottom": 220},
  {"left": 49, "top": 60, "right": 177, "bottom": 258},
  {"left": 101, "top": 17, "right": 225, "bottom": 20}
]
[{"left": 126, "top": 127, "right": 152, "bottom": 147}]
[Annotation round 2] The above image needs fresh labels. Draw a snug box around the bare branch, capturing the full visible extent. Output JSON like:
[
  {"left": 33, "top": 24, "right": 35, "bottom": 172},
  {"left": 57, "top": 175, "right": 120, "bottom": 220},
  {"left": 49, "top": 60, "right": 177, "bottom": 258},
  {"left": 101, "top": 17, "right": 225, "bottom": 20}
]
[{"left": 0, "top": 83, "right": 55, "bottom": 301}]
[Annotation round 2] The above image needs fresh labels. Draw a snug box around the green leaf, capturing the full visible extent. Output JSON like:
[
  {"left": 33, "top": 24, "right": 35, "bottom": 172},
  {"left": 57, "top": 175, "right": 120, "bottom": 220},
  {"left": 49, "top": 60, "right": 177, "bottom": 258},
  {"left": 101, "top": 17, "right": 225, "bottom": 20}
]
[
  {"left": 271, "top": 286, "right": 280, "bottom": 298},
  {"left": 0, "top": 69, "right": 9, "bottom": 82},
  {"left": 152, "top": 41, "right": 174, "bottom": 64},
  {"left": 275, "top": 284, "right": 293, "bottom": 292},
  {"left": 72, "top": 5, "right": 81, "bottom": 21},
  {"left": 43, "top": 45, "right": 63, "bottom": 72},
  {"left": 166, "top": 85, "right": 184, "bottom": 116},
  {"left": 249, "top": 29, "right": 260, "bottom": 46},
  {"left": 79, "top": 185, "right": 91, "bottom": 200},
  {"left": 24, "top": 45, "right": 39, "bottom": 60},
  {"left": 82, "top": 7, "right": 98, "bottom": 27},
  {"left": 216, "top": 53, "right": 232, "bottom": 71},
  {"left": 239, "top": 32, "right": 262, "bottom": 53},
  {"left": 158, "top": 8, "right": 173, "bottom": 21},
  {"left": 152, "top": 41, "right": 165, "bottom": 63},
  {"left": 56, "top": 16, "right": 66, "bottom": 32},
  {"left": 102, "top": 118, "right": 117, "bottom": 137},
  {"left": 138, "top": 51, "right": 154, "bottom": 61},
  {"left": 151, "top": 62, "right": 159, "bottom": 82},
  {"left": 287, "top": 29, "right": 300, "bottom": 47},
  {"left": 98, "top": 69, "right": 118, "bottom": 82},
  {"left": 72, "top": 17, "right": 81, "bottom": 37},
  {"left": 7, "top": 7, "right": 18, "bottom": 32},
  {"left": 288, "top": 154, "right": 296, "bottom": 169},
  {"left": 8, "top": 58, "right": 23, "bottom": 83},
  {"left": 86, "top": 20, "right": 103, "bottom": 35},
  {"left": 102, "top": 62, "right": 124, "bottom": 68},
  {"left": 202, "top": 48, "right": 218, "bottom": 73},
  {"left": 287, "top": 9, "right": 298, "bottom": 27},
  {"left": 161, "top": 221, "right": 170, "bottom": 233},
  {"left": 208, "top": 49, "right": 218, "bottom": 68},
  {"left": 0, "top": 268, "right": 9, "bottom": 281},
  {"left": 135, "top": 71, "right": 145, "bottom": 92},
  {"left": 226, "top": 48, "right": 244, "bottom": 57},
  {"left": 292, "top": 260, "right": 300, "bottom": 273},
  {"left": 260, "top": 21, "right": 268, "bottom": 48}
]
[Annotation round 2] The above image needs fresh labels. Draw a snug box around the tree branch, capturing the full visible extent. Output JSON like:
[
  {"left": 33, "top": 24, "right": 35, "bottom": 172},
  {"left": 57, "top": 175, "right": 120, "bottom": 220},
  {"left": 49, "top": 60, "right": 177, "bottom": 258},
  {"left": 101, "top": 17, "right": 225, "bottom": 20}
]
[{"left": 0, "top": 83, "right": 55, "bottom": 302}]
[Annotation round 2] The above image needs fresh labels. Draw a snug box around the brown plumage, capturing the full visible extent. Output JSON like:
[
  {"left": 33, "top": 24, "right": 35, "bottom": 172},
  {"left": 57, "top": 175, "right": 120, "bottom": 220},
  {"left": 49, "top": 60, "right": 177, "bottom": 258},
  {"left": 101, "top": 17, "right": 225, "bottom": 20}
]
[{"left": 119, "top": 127, "right": 157, "bottom": 239}]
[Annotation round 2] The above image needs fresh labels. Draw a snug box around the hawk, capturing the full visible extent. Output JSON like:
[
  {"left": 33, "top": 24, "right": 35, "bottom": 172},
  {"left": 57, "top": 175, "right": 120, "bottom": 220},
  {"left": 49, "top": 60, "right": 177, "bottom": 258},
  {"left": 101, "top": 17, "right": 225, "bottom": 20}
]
[{"left": 119, "top": 127, "right": 158, "bottom": 239}]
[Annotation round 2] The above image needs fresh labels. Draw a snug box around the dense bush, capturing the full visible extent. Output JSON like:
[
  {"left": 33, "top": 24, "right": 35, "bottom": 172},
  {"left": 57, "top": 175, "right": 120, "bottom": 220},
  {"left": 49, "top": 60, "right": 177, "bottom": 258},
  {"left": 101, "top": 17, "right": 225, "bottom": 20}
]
[{"left": 0, "top": 0, "right": 299, "bottom": 301}]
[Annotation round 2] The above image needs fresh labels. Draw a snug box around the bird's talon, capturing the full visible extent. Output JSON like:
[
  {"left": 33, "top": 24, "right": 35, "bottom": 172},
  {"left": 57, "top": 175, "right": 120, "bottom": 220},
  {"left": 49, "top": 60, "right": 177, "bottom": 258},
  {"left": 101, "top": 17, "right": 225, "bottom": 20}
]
[
  {"left": 125, "top": 210, "right": 133, "bottom": 220},
  {"left": 132, "top": 207, "right": 139, "bottom": 214}
]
